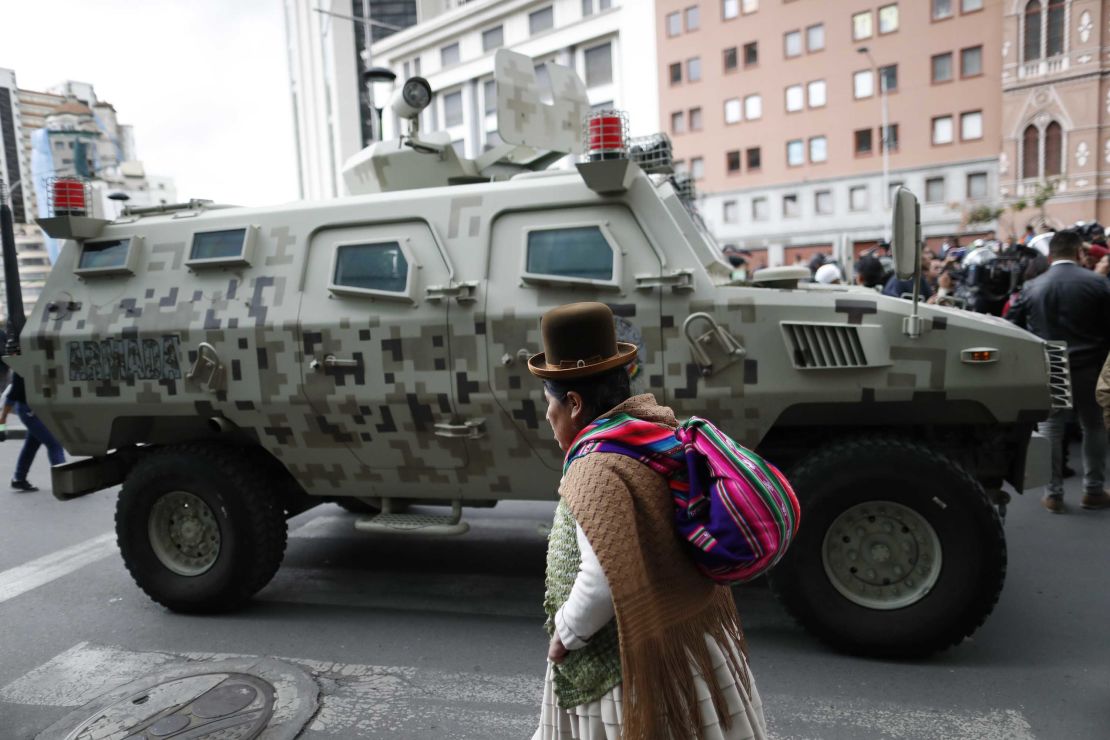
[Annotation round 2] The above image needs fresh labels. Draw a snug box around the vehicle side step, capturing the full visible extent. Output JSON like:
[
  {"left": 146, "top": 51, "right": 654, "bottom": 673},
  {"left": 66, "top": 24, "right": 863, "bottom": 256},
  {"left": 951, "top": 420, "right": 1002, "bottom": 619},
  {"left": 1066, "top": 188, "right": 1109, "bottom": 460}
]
[{"left": 354, "top": 500, "right": 470, "bottom": 536}]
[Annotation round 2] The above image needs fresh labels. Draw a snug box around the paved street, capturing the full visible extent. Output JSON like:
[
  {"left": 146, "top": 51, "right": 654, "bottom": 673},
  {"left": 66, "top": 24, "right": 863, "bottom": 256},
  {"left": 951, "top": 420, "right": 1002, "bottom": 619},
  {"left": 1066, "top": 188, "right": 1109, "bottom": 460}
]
[{"left": 0, "top": 439, "right": 1107, "bottom": 739}]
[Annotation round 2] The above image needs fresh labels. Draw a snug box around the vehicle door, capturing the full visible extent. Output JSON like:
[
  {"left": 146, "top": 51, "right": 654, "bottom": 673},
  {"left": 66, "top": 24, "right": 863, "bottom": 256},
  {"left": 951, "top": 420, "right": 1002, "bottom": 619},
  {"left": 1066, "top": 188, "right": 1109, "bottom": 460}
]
[
  {"left": 298, "top": 220, "right": 465, "bottom": 495},
  {"left": 482, "top": 205, "right": 663, "bottom": 480}
]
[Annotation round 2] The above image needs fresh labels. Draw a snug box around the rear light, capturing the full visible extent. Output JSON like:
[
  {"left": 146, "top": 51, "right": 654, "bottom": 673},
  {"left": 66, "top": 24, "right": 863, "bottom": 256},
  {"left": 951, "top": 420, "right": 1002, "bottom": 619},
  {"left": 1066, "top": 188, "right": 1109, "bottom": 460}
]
[{"left": 960, "top": 348, "right": 998, "bottom": 364}]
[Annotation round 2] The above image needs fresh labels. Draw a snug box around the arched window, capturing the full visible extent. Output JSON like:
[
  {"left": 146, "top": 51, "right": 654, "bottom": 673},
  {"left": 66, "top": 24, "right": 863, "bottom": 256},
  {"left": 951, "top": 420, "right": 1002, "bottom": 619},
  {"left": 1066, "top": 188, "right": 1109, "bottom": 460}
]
[
  {"left": 1024, "top": 0, "right": 1042, "bottom": 62},
  {"left": 1046, "top": 0, "right": 1066, "bottom": 57},
  {"left": 1044, "top": 121, "right": 1063, "bottom": 176},
  {"left": 1022, "top": 124, "right": 1040, "bottom": 178}
]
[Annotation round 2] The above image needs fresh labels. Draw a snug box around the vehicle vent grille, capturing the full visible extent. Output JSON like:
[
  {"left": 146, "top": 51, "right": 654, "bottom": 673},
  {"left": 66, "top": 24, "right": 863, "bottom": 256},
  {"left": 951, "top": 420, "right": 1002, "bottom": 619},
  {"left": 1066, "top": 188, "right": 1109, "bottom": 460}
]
[
  {"left": 784, "top": 323, "right": 868, "bottom": 369},
  {"left": 1044, "top": 341, "right": 1073, "bottom": 410}
]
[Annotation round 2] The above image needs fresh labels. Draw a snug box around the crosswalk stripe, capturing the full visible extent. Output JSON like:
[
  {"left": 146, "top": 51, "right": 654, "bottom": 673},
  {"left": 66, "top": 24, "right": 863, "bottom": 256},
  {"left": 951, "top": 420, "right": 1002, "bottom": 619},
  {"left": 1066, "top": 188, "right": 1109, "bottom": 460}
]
[{"left": 0, "top": 533, "right": 116, "bottom": 605}]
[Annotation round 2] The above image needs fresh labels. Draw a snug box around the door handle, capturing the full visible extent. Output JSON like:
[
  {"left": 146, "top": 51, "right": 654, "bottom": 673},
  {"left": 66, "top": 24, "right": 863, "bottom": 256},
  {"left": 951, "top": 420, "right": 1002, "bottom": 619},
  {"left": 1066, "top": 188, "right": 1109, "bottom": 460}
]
[
  {"left": 683, "top": 313, "right": 746, "bottom": 377},
  {"left": 424, "top": 281, "right": 478, "bottom": 303},
  {"left": 310, "top": 354, "right": 360, "bottom": 371},
  {"left": 434, "top": 418, "right": 486, "bottom": 439},
  {"left": 635, "top": 270, "right": 694, "bottom": 291},
  {"left": 185, "top": 342, "right": 225, "bottom": 392}
]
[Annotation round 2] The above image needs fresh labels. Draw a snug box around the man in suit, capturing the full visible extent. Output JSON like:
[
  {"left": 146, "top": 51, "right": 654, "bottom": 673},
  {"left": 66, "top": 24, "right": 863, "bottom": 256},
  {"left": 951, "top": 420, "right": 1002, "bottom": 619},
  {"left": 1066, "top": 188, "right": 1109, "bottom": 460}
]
[{"left": 1009, "top": 229, "right": 1110, "bottom": 512}]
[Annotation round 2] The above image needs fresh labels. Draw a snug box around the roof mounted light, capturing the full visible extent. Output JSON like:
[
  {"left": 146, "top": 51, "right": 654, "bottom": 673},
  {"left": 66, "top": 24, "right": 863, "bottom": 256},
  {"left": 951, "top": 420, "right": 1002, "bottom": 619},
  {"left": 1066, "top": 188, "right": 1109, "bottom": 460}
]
[
  {"left": 584, "top": 109, "right": 628, "bottom": 162},
  {"left": 50, "top": 177, "right": 88, "bottom": 217}
]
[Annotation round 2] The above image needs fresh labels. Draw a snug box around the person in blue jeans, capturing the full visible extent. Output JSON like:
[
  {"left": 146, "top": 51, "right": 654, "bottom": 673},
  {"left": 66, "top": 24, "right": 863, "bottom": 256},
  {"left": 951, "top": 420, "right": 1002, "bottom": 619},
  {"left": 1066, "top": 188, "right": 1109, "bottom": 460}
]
[{"left": 0, "top": 373, "right": 65, "bottom": 491}]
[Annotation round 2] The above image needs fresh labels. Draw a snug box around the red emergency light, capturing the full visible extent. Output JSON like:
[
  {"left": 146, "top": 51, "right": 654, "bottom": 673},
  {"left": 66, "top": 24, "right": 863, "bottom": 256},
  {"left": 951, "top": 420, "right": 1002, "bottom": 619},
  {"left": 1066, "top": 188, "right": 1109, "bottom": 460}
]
[
  {"left": 585, "top": 109, "right": 628, "bottom": 162},
  {"left": 52, "top": 178, "right": 87, "bottom": 216}
]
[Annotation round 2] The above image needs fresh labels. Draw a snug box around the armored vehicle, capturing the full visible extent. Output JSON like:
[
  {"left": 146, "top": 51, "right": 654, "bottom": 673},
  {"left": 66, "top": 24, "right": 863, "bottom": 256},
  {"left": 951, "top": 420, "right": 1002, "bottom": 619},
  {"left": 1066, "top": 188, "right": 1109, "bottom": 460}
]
[{"left": 7, "top": 52, "right": 1066, "bottom": 657}]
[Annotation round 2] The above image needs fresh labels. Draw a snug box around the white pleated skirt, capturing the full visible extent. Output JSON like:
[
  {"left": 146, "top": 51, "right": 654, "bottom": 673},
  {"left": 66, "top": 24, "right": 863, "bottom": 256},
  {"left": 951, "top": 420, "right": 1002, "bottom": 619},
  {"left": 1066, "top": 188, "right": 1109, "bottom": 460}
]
[{"left": 531, "top": 634, "right": 768, "bottom": 740}]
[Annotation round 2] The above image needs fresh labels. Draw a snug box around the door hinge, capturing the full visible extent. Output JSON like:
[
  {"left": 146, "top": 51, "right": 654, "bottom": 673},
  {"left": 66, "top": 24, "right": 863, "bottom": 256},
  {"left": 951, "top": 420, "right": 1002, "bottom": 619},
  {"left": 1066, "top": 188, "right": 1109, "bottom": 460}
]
[
  {"left": 434, "top": 418, "right": 486, "bottom": 439},
  {"left": 425, "top": 281, "right": 479, "bottom": 303}
]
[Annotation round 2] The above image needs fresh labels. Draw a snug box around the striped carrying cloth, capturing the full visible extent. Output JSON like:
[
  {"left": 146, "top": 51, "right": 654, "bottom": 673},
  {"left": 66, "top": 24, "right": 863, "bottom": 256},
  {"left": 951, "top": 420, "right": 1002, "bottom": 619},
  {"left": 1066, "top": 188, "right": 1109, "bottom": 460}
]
[{"left": 565, "top": 413, "right": 800, "bottom": 584}]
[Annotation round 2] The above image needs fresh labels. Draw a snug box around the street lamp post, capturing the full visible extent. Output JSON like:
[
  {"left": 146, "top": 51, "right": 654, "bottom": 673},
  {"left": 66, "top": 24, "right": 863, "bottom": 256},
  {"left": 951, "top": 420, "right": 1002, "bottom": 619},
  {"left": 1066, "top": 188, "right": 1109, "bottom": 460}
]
[{"left": 858, "top": 47, "right": 890, "bottom": 218}]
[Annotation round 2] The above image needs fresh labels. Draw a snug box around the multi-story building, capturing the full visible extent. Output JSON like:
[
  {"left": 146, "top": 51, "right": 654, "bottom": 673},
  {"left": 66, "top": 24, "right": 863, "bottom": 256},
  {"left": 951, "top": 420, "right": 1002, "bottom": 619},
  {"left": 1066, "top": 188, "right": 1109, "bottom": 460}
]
[
  {"left": 286, "top": 0, "right": 659, "bottom": 198},
  {"left": 1001, "top": 0, "right": 1109, "bottom": 229},
  {"left": 658, "top": 0, "right": 1004, "bottom": 270},
  {"left": 284, "top": 0, "right": 420, "bottom": 200}
]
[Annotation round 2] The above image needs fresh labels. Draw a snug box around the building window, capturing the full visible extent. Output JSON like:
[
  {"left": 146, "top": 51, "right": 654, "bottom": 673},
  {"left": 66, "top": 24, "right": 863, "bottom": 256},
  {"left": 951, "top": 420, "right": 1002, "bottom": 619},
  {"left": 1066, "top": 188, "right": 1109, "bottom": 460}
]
[
  {"left": 961, "top": 46, "right": 982, "bottom": 77},
  {"left": 808, "top": 80, "right": 827, "bottom": 107},
  {"left": 783, "top": 193, "right": 800, "bottom": 218},
  {"left": 932, "top": 0, "right": 953, "bottom": 20},
  {"left": 689, "top": 107, "right": 703, "bottom": 131},
  {"left": 850, "top": 186, "right": 869, "bottom": 211},
  {"left": 724, "top": 47, "right": 738, "bottom": 71},
  {"left": 784, "top": 30, "right": 802, "bottom": 58},
  {"left": 1024, "top": 1, "right": 1042, "bottom": 61},
  {"left": 670, "top": 62, "right": 683, "bottom": 85},
  {"left": 686, "top": 5, "right": 700, "bottom": 31},
  {"left": 691, "top": 157, "right": 705, "bottom": 179},
  {"left": 1046, "top": 0, "right": 1065, "bottom": 57},
  {"left": 1044, "top": 121, "right": 1063, "bottom": 176},
  {"left": 882, "top": 123, "right": 899, "bottom": 152},
  {"left": 815, "top": 190, "right": 833, "bottom": 214},
  {"left": 962, "top": 0, "right": 983, "bottom": 11},
  {"left": 687, "top": 57, "right": 702, "bottom": 82},
  {"left": 1022, "top": 124, "right": 1040, "bottom": 177},
  {"left": 742, "top": 0, "right": 758, "bottom": 12},
  {"left": 787, "top": 139, "right": 804, "bottom": 166},
  {"left": 853, "top": 69, "right": 874, "bottom": 98},
  {"left": 671, "top": 111, "right": 686, "bottom": 134},
  {"left": 752, "top": 197, "right": 769, "bottom": 221},
  {"left": 855, "top": 128, "right": 873, "bottom": 155},
  {"left": 786, "top": 84, "right": 804, "bottom": 112},
  {"left": 582, "top": 0, "right": 613, "bottom": 15},
  {"left": 932, "top": 115, "right": 954, "bottom": 144},
  {"left": 852, "top": 11, "right": 873, "bottom": 40},
  {"left": 724, "top": 98, "right": 742, "bottom": 123},
  {"left": 726, "top": 150, "right": 741, "bottom": 173},
  {"left": 809, "top": 136, "right": 828, "bottom": 163},
  {"left": 932, "top": 52, "right": 953, "bottom": 82},
  {"left": 807, "top": 24, "right": 825, "bottom": 52},
  {"left": 483, "top": 79, "right": 496, "bottom": 114},
  {"left": 744, "top": 41, "right": 758, "bottom": 66},
  {"left": 529, "top": 6, "right": 554, "bottom": 35},
  {"left": 440, "top": 43, "right": 460, "bottom": 67},
  {"left": 482, "top": 25, "right": 503, "bottom": 52},
  {"left": 667, "top": 11, "right": 681, "bottom": 36},
  {"left": 443, "top": 90, "right": 463, "bottom": 126},
  {"left": 878, "top": 4, "right": 899, "bottom": 33},
  {"left": 585, "top": 43, "right": 613, "bottom": 88},
  {"left": 879, "top": 64, "right": 898, "bottom": 92},
  {"left": 723, "top": 0, "right": 740, "bottom": 19},
  {"left": 967, "top": 172, "right": 988, "bottom": 199},
  {"left": 925, "top": 176, "right": 946, "bottom": 203},
  {"left": 960, "top": 110, "right": 983, "bottom": 140},
  {"left": 744, "top": 94, "right": 762, "bottom": 120},
  {"left": 723, "top": 199, "right": 739, "bottom": 222},
  {"left": 747, "top": 147, "right": 761, "bottom": 170}
]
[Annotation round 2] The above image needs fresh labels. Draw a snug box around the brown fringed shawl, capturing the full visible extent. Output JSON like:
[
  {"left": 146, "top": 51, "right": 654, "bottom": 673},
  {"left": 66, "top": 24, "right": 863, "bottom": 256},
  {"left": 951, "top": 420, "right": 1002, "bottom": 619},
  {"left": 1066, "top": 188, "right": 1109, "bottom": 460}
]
[{"left": 560, "top": 394, "right": 749, "bottom": 740}]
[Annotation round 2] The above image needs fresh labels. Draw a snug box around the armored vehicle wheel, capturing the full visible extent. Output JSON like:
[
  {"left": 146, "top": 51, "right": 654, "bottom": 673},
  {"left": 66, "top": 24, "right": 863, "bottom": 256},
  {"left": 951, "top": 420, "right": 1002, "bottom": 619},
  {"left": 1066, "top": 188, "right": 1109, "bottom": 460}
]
[
  {"left": 768, "top": 436, "right": 1006, "bottom": 658},
  {"left": 116, "top": 445, "right": 288, "bottom": 613}
]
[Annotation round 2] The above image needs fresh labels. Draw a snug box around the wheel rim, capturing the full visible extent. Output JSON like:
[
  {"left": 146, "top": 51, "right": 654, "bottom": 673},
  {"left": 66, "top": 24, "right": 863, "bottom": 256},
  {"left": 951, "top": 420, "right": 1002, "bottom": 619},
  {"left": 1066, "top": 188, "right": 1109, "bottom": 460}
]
[
  {"left": 821, "top": 500, "right": 942, "bottom": 610},
  {"left": 148, "top": 491, "right": 221, "bottom": 576}
]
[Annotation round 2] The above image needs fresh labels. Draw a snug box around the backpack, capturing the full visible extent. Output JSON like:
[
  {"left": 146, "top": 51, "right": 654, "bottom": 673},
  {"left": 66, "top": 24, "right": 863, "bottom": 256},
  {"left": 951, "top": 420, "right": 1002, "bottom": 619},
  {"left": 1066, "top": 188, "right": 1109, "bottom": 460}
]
[{"left": 565, "top": 413, "right": 800, "bottom": 585}]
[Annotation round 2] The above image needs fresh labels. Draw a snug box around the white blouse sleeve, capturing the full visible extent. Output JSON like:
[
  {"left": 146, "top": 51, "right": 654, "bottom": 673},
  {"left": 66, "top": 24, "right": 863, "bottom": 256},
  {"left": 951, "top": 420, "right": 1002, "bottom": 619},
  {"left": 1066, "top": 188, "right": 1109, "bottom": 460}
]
[{"left": 554, "top": 523, "right": 616, "bottom": 650}]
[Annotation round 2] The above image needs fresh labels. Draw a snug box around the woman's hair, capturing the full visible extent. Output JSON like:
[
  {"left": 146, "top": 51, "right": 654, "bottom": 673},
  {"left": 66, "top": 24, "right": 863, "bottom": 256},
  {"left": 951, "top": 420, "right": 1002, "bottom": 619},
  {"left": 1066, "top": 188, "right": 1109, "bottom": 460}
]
[{"left": 543, "top": 366, "right": 632, "bottom": 420}]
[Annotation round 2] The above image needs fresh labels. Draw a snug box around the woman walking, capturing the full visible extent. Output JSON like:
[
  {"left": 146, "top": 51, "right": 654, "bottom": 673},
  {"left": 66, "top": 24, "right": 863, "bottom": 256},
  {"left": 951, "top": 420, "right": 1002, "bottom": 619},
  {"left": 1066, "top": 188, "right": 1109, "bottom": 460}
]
[
  {"left": 0, "top": 372, "right": 66, "bottom": 491},
  {"left": 529, "top": 302, "right": 767, "bottom": 740}
]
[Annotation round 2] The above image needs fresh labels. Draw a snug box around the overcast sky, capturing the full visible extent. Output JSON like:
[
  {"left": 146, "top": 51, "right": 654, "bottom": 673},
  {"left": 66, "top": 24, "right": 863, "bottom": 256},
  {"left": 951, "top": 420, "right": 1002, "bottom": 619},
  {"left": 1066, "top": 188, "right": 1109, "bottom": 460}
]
[{"left": 1, "top": 0, "right": 298, "bottom": 206}]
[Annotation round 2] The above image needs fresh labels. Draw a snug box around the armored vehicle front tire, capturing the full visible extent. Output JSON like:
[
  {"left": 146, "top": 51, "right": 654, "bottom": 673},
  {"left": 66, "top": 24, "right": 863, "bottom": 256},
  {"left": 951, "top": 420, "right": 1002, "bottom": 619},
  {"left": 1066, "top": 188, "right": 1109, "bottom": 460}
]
[
  {"left": 116, "top": 445, "right": 288, "bottom": 613},
  {"left": 768, "top": 436, "right": 1006, "bottom": 658}
]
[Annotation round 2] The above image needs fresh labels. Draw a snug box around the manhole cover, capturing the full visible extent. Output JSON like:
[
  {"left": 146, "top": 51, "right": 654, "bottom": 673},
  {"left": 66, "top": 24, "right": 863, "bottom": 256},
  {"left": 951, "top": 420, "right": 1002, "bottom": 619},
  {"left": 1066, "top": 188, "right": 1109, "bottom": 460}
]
[{"left": 37, "top": 657, "right": 317, "bottom": 740}]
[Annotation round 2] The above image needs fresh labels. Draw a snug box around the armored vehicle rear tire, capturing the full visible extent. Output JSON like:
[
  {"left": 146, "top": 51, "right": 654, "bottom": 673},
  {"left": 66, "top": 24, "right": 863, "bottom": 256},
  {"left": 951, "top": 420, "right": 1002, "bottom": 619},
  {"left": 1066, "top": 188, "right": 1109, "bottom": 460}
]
[
  {"left": 768, "top": 436, "right": 1006, "bottom": 658},
  {"left": 116, "top": 445, "right": 288, "bottom": 613}
]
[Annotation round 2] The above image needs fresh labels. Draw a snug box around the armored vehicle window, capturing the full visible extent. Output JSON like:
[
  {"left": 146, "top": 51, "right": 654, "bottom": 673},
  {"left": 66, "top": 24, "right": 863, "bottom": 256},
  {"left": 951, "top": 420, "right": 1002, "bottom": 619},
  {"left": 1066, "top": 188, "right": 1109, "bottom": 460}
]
[
  {"left": 334, "top": 242, "right": 409, "bottom": 293},
  {"left": 79, "top": 239, "right": 130, "bottom": 270},
  {"left": 187, "top": 226, "right": 257, "bottom": 268},
  {"left": 526, "top": 226, "right": 614, "bottom": 282}
]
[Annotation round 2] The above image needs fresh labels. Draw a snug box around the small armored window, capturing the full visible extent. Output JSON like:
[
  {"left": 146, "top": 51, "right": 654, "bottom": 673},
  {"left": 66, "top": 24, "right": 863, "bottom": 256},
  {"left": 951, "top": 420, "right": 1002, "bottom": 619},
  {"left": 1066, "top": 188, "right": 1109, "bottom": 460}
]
[
  {"left": 334, "top": 241, "right": 409, "bottom": 294},
  {"left": 187, "top": 227, "right": 256, "bottom": 268},
  {"left": 75, "top": 236, "right": 141, "bottom": 277},
  {"left": 525, "top": 226, "right": 615, "bottom": 284}
]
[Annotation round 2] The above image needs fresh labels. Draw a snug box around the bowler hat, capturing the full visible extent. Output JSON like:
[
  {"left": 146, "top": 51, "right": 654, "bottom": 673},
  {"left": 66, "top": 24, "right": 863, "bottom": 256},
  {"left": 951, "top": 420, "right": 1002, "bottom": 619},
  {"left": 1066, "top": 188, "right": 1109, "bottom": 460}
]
[{"left": 528, "top": 302, "right": 637, "bottom": 379}]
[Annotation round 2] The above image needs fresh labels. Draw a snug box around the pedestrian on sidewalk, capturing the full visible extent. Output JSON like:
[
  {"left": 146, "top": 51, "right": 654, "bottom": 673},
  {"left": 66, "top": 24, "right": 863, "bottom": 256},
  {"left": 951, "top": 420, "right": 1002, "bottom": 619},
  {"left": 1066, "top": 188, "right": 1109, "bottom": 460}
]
[
  {"left": 1009, "top": 229, "right": 1110, "bottom": 513},
  {"left": 0, "top": 372, "right": 65, "bottom": 492},
  {"left": 528, "top": 302, "right": 767, "bottom": 740}
]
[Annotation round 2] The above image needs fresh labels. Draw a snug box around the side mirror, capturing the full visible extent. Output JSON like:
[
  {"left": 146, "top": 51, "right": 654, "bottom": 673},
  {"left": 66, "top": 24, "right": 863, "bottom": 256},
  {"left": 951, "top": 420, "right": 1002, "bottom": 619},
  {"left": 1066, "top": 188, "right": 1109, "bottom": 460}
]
[{"left": 891, "top": 186, "right": 921, "bottom": 279}]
